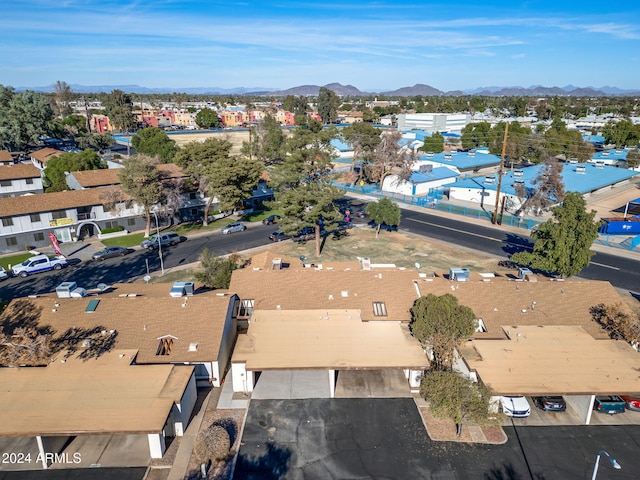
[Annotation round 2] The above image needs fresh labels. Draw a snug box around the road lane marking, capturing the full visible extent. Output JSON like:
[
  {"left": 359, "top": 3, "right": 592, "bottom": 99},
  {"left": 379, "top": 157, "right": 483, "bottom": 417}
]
[
  {"left": 405, "top": 217, "right": 504, "bottom": 243},
  {"left": 590, "top": 262, "right": 620, "bottom": 271}
]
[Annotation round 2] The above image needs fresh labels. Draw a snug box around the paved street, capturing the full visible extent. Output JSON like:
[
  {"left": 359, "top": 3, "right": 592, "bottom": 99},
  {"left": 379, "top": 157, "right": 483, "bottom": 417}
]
[{"left": 234, "top": 398, "right": 640, "bottom": 480}]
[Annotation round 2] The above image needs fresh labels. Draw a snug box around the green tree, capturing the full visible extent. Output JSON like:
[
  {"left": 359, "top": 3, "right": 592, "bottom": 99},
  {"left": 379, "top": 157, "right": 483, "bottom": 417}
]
[
  {"left": 242, "top": 115, "right": 285, "bottom": 165},
  {"left": 420, "top": 132, "right": 445, "bottom": 154},
  {"left": 0, "top": 87, "right": 54, "bottom": 151},
  {"left": 175, "top": 138, "right": 263, "bottom": 225},
  {"left": 511, "top": 192, "right": 600, "bottom": 278},
  {"left": 461, "top": 122, "right": 491, "bottom": 150},
  {"left": 43, "top": 149, "right": 105, "bottom": 192},
  {"left": 282, "top": 95, "right": 308, "bottom": 125},
  {"left": 340, "top": 122, "right": 381, "bottom": 183},
  {"left": 317, "top": 87, "right": 339, "bottom": 124},
  {"left": 269, "top": 119, "right": 343, "bottom": 256},
  {"left": 410, "top": 293, "right": 477, "bottom": 371},
  {"left": 118, "top": 154, "right": 163, "bottom": 237},
  {"left": 420, "top": 371, "right": 500, "bottom": 434},
  {"left": 131, "top": 127, "right": 178, "bottom": 163},
  {"left": 195, "top": 108, "right": 220, "bottom": 129},
  {"left": 603, "top": 119, "right": 640, "bottom": 147},
  {"left": 103, "top": 89, "right": 135, "bottom": 133},
  {"left": 365, "top": 197, "right": 401, "bottom": 237},
  {"left": 195, "top": 250, "right": 244, "bottom": 289}
]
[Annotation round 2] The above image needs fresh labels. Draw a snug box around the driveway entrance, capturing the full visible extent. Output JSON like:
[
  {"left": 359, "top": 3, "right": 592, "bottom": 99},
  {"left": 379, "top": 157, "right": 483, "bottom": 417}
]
[{"left": 335, "top": 370, "right": 411, "bottom": 398}]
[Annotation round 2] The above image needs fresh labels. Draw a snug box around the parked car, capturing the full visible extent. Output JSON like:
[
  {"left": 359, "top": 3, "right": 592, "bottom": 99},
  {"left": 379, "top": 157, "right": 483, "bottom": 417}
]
[
  {"left": 533, "top": 396, "right": 567, "bottom": 412},
  {"left": 269, "top": 230, "right": 290, "bottom": 242},
  {"left": 293, "top": 226, "right": 316, "bottom": 243},
  {"left": 11, "top": 254, "right": 68, "bottom": 278},
  {"left": 262, "top": 215, "right": 281, "bottom": 225},
  {"left": 141, "top": 232, "right": 181, "bottom": 250},
  {"left": 500, "top": 396, "right": 531, "bottom": 418},
  {"left": 368, "top": 220, "right": 398, "bottom": 232},
  {"left": 92, "top": 246, "right": 130, "bottom": 261},
  {"left": 619, "top": 395, "right": 640, "bottom": 412},
  {"left": 0, "top": 266, "right": 8, "bottom": 281},
  {"left": 222, "top": 222, "right": 247, "bottom": 234},
  {"left": 593, "top": 395, "right": 626, "bottom": 414}
]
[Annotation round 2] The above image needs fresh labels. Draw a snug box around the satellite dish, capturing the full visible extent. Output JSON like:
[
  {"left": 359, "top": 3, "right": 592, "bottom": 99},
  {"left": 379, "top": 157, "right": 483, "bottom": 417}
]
[
  {"left": 143, "top": 275, "right": 151, "bottom": 284},
  {"left": 96, "top": 283, "right": 108, "bottom": 291}
]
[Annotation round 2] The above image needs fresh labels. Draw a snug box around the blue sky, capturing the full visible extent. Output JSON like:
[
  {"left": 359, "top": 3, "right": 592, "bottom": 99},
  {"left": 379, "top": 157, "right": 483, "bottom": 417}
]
[{"left": 2, "top": 0, "right": 640, "bottom": 92}]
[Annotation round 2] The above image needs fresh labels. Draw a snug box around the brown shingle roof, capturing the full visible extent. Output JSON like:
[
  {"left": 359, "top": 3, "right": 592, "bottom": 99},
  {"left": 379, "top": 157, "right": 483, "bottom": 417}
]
[
  {"left": 0, "top": 163, "right": 40, "bottom": 181},
  {"left": 230, "top": 263, "right": 629, "bottom": 338},
  {"left": 0, "top": 349, "right": 194, "bottom": 436},
  {"left": 0, "top": 187, "right": 127, "bottom": 217},
  {"left": 0, "top": 150, "right": 13, "bottom": 162},
  {"left": 0, "top": 285, "right": 236, "bottom": 366},
  {"left": 30, "top": 147, "right": 62, "bottom": 164},
  {"left": 70, "top": 164, "right": 185, "bottom": 188},
  {"left": 70, "top": 169, "right": 121, "bottom": 187}
]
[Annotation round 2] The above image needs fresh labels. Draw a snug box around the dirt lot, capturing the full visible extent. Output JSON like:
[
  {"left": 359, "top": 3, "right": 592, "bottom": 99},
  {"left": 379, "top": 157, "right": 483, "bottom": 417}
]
[{"left": 169, "top": 131, "right": 251, "bottom": 155}]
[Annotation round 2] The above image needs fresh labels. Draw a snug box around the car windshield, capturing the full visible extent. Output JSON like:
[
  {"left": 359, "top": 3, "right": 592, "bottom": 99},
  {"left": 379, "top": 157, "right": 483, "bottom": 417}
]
[{"left": 21, "top": 259, "right": 31, "bottom": 266}]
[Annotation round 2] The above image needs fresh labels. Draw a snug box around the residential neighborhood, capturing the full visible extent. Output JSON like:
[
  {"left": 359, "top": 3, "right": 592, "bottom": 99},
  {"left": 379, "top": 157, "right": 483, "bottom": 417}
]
[{"left": 1, "top": 80, "right": 640, "bottom": 480}]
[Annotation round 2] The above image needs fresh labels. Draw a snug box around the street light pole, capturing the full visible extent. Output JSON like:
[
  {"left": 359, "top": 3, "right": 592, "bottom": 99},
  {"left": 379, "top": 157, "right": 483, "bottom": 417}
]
[
  {"left": 591, "top": 450, "right": 621, "bottom": 480},
  {"left": 151, "top": 210, "right": 164, "bottom": 276}
]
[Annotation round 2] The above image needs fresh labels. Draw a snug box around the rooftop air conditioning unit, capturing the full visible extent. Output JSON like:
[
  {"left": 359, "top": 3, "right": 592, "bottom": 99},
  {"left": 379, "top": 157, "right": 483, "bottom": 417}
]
[
  {"left": 56, "top": 282, "right": 77, "bottom": 298},
  {"left": 449, "top": 267, "right": 470, "bottom": 282},
  {"left": 170, "top": 281, "right": 195, "bottom": 298},
  {"left": 576, "top": 165, "right": 586, "bottom": 174},
  {"left": 513, "top": 170, "right": 524, "bottom": 177},
  {"left": 568, "top": 158, "right": 578, "bottom": 164},
  {"left": 419, "top": 164, "right": 433, "bottom": 174},
  {"left": 444, "top": 154, "right": 452, "bottom": 160},
  {"left": 518, "top": 267, "right": 533, "bottom": 280},
  {"left": 514, "top": 179, "right": 525, "bottom": 185},
  {"left": 484, "top": 176, "right": 496, "bottom": 184},
  {"left": 595, "top": 161, "right": 605, "bottom": 168},
  {"left": 467, "top": 151, "right": 476, "bottom": 157}
]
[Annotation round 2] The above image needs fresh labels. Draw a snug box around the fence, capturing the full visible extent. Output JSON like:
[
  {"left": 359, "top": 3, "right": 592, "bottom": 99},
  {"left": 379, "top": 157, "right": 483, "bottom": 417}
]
[{"left": 594, "top": 234, "right": 640, "bottom": 251}]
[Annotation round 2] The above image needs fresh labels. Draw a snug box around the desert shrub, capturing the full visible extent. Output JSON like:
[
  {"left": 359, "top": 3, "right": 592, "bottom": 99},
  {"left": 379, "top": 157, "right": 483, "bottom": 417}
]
[{"left": 194, "top": 424, "right": 231, "bottom": 464}]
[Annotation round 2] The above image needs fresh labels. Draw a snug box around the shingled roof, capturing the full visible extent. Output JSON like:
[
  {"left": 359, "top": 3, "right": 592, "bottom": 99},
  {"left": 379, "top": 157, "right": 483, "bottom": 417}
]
[
  {"left": 0, "top": 163, "right": 40, "bottom": 180},
  {"left": 0, "top": 284, "right": 237, "bottom": 365},
  {"left": 70, "top": 163, "right": 186, "bottom": 188},
  {"left": 0, "top": 186, "right": 127, "bottom": 217}
]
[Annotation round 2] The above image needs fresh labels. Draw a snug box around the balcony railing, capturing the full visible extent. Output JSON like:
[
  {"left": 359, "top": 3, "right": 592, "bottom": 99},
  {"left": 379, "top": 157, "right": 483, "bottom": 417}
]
[{"left": 77, "top": 212, "right": 96, "bottom": 221}]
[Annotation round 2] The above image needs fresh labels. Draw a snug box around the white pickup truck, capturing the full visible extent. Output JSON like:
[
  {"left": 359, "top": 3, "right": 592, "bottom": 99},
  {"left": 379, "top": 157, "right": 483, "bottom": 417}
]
[{"left": 11, "top": 254, "right": 68, "bottom": 278}]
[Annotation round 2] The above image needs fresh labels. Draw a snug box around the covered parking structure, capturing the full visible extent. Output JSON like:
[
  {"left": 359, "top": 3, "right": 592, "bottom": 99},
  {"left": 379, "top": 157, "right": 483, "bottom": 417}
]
[
  {"left": 458, "top": 325, "right": 640, "bottom": 424},
  {"left": 0, "top": 350, "right": 196, "bottom": 469},
  {"left": 231, "top": 309, "right": 429, "bottom": 398}
]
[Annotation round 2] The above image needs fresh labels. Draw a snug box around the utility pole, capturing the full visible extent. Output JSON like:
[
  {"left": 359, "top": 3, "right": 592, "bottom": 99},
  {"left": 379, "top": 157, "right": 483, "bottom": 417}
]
[{"left": 492, "top": 122, "right": 509, "bottom": 224}]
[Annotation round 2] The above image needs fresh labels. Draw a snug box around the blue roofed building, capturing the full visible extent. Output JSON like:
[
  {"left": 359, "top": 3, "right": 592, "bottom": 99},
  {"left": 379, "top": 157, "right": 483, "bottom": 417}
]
[
  {"left": 382, "top": 165, "right": 459, "bottom": 196},
  {"left": 415, "top": 149, "right": 502, "bottom": 174},
  {"left": 589, "top": 148, "right": 628, "bottom": 165},
  {"left": 443, "top": 162, "right": 640, "bottom": 215}
]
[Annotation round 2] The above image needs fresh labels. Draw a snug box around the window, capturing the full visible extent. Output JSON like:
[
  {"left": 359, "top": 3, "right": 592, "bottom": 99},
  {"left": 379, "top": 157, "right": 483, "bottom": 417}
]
[
  {"left": 239, "top": 299, "right": 254, "bottom": 317},
  {"left": 51, "top": 210, "right": 67, "bottom": 220},
  {"left": 189, "top": 192, "right": 197, "bottom": 200},
  {"left": 373, "top": 302, "right": 388, "bottom": 317},
  {"left": 33, "top": 232, "right": 44, "bottom": 242},
  {"left": 0, "top": 180, "right": 11, "bottom": 187},
  {"left": 105, "top": 221, "right": 118, "bottom": 229},
  {"left": 2, "top": 217, "right": 13, "bottom": 227},
  {"left": 6, "top": 237, "right": 17, "bottom": 246},
  {"left": 25, "top": 178, "right": 34, "bottom": 185},
  {"left": 30, "top": 213, "right": 41, "bottom": 223},
  {"left": 156, "top": 337, "right": 174, "bottom": 355},
  {"left": 127, "top": 218, "right": 136, "bottom": 226}
]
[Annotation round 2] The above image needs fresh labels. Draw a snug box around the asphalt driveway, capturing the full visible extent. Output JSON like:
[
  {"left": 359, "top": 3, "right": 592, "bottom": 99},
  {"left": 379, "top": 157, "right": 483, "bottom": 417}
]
[{"left": 234, "top": 398, "right": 640, "bottom": 479}]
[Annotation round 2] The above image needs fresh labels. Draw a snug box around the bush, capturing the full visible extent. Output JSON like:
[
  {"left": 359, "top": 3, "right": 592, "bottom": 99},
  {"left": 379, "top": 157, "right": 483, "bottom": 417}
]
[
  {"left": 101, "top": 225, "right": 125, "bottom": 234},
  {"left": 194, "top": 425, "right": 231, "bottom": 464}
]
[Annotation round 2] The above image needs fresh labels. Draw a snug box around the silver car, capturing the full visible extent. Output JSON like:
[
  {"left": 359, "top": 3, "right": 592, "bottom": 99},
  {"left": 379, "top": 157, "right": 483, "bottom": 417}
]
[
  {"left": 221, "top": 222, "right": 247, "bottom": 234},
  {"left": 92, "top": 246, "right": 129, "bottom": 261}
]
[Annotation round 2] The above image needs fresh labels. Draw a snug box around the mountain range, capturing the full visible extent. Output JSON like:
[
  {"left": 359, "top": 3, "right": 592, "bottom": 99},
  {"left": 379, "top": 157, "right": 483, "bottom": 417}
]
[{"left": 14, "top": 82, "right": 640, "bottom": 97}]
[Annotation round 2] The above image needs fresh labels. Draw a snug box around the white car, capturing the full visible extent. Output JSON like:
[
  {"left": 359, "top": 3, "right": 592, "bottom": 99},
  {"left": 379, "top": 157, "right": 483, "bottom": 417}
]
[
  {"left": 500, "top": 396, "right": 531, "bottom": 418},
  {"left": 0, "top": 266, "right": 8, "bottom": 281}
]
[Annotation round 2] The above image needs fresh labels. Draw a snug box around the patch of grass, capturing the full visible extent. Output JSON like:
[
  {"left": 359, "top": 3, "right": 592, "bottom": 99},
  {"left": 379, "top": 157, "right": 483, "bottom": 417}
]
[
  {"left": 241, "top": 210, "right": 281, "bottom": 223},
  {"left": 139, "top": 268, "right": 199, "bottom": 284},
  {"left": 102, "top": 232, "right": 145, "bottom": 247},
  {"left": 0, "top": 253, "right": 33, "bottom": 270}
]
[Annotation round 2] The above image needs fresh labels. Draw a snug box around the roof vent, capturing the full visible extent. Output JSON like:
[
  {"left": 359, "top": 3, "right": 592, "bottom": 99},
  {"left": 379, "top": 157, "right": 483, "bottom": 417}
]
[
  {"left": 484, "top": 176, "right": 496, "bottom": 184},
  {"left": 568, "top": 158, "right": 578, "bottom": 164},
  {"left": 513, "top": 169, "right": 524, "bottom": 177},
  {"left": 188, "top": 342, "right": 198, "bottom": 352},
  {"left": 576, "top": 165, "right": 586, "bottom": 174},
  {"left": 341, "top": 290, "right": 349, "bottom": 297},
  {"left": 467, "top": 151, "right": 476, "bottom": 157},
  {"left": 601, "top": 151, "right": 610, "bottom": 157},
  {"left": 595, "top": 161, "right": 605, "bottom": 168},
  {"left": 425, "top": 152, "right": 434, "bottom": 158},
  {"left": 443, "top": 153, "right": 452, "bottom": 160},
  {"left": 514, "top": 179, "right": 525, "bottom": 186}
]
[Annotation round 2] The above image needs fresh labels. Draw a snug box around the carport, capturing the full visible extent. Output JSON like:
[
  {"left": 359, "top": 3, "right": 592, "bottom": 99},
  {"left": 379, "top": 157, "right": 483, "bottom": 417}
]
[
  {"left": 459, "top": 325, "right": 640, "bottom": 425},
  {"left": 231, "top": 309, "right": 428, "bottom": 399},
  {"left": 0, "top": 350, "right": 196, "bottom": 469}
]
